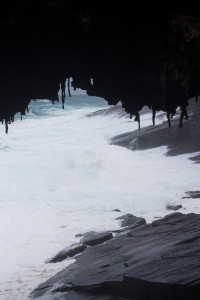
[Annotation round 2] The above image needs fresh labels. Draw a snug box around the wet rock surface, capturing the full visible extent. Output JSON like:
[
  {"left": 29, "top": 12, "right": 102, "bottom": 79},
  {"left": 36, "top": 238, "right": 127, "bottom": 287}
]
[
  {"left": 166, "top": 204, "right": 183, "bottom": 211},
  {"left": 116, "top": 213, "right": 146, "bottom": 228},
  {"left": 87, "top": 106, "right": 150, "bottom": 119},
  {"left": 47, "top": 243, "right": 87, "bottom": 263},
  {"left": 81, "top": 232, "right": 113, "bottom": 247},
  {"left": 48, "top": 232, "right": 114, "bottom": 264},
  {"left": 31, "top": 213, "right": 200, "bottom": 300},
  {"left": 189, "top": 154, "right": 200, "bottom": 163},
  {"left": 87, "top": 106, "right": 129, "bottom": 118},
  {"left": 182, "top": 191, "right": 200, "bottom": 199},
  {"left": 111, "top": 100, "right": 200, "bottom": 155}
]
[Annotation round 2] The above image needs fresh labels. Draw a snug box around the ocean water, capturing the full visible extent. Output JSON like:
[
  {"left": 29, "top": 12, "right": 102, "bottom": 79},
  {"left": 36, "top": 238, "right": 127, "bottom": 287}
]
[{"left": 0, "top": 93, "right": 200, "bottom": 300}]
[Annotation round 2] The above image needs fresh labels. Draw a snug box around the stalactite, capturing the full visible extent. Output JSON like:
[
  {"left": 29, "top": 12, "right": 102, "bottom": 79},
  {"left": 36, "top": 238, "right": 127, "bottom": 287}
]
[
  {"left": 152, "top": 109, "right": 156, "bottom": 126},
  {"left": 179, "top": 104, "right": 188, "bottom": 127},
  {"left": 167, "top": 112, "right": 171, "bottom": 128},
  {"left": 185, "top": 108, "right": 188, "bottom": 120},
  {"left": 5, "top": 120, "right": 8, "bottom": 134},
  {"left": 134, "top": 112, "right": 140, "bottom": 130},
  {"left": 68, "top": 78, "right": 71, "bottom": 98},
  {"left": 60, "top": 79, "right": 66, "bottom": 109},
  {"left": 61, "top": 93, "right": 65, "bottom": 109},
  {"left": 62, "top": 93, "right": 65, "bottom": 109},
  {"left": 62, "top": 100, "right": 65, "bottom": 109},
  {"left": 179, "top": 111, "right": 184, "bottom": 128}
]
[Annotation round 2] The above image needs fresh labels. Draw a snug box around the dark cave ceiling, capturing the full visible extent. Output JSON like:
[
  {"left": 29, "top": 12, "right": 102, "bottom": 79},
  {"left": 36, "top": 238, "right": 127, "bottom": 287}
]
[{"left": 0, "top": 0, "right": 200, "bottom": 132}]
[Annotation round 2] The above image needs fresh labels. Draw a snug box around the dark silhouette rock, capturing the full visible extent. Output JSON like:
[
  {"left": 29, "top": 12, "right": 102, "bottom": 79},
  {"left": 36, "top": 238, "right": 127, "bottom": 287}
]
[
  {"left": 47, "top": 243, "right": 87, "bottom": 263},
  {"left": 182, "top": 191, "right": 200, "bottom": 199},
  {"left": 1, "top": 1, "right": 200, "bottom": 135},
  {"left": 189, "top": 154, "right": 200, "bottom": 163},
  {"left": 75, "top": 233, "right": 84, "bottom": 238},
  {"left": 166, "top": 204, "right": 183, "bottom": 211},
  {"left": 116, "top": 213, "right": 146, "bottom": 228},
  {"left": 48, "top": 232, "right": 113, "bottom": 264},
  {"left": 31, "top": 213, "right": 200, "bottom": 300},
  {"left": 81, "top": 231, "right": 113, "bottom": 247}
]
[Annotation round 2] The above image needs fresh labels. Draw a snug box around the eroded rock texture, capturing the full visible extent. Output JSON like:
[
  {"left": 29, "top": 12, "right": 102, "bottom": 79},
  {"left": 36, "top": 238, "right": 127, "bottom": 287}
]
[
  {"left": 30, "top": 213, "right": 200, "bottom": 300},
  {"left": 0, "top": 1, "right": 200, "bottom": 132}
]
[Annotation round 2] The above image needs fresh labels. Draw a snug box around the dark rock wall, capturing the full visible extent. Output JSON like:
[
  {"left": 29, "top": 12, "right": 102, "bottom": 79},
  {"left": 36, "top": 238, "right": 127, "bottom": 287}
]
[{"left": 1, "top": 0, "right": 200, "bottom": 132}]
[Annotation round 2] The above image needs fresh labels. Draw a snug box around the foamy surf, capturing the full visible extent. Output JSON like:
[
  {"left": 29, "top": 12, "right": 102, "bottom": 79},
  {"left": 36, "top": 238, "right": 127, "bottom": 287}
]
[{"left": 0, "top": 96, "right": 199, "bottom": 299}]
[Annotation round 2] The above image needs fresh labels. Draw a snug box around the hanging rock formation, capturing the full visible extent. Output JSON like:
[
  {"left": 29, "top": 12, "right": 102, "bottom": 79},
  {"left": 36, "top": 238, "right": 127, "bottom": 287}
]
[{"left": 0, "top": 0, "right": 200, "bottom": 132}]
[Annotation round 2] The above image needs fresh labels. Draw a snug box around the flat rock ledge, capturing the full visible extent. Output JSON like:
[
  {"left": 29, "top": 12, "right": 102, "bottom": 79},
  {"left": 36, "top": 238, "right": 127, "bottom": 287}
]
[
  {"left": 47, "top": 232, "right": 114, "bottom": 263},
  {"left": 30, "top": 213, "right": 200, "bottom": 300},
  {"left": 110, "top": 99, "right": 200, "bottom": 156}
]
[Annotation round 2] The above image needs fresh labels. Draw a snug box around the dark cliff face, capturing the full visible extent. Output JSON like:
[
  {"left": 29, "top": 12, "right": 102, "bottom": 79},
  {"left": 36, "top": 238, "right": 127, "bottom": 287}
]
[{"left": 0, "top": 0, "right": 200, "bottom": 132}]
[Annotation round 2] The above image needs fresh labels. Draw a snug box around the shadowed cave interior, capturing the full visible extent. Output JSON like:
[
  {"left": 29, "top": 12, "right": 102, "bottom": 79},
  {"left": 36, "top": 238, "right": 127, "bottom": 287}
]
[
  {"left": 1, "top": 2, "right": 200, "bottom": 300},
  {"left": 0, "top": 0, "right": 200, "bottom": 133}
]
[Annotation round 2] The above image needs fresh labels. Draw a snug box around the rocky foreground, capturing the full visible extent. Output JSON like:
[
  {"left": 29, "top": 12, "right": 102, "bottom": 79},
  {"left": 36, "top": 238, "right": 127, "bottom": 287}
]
[{"left": 30, "top": 212, "right": 200, "bottom": 300}]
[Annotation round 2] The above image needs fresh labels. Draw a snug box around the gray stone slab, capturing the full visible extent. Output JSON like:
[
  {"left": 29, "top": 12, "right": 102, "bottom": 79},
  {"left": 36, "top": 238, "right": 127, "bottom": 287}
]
[{"left": 31, "top": 213, "right": 200, "bottom": 300}]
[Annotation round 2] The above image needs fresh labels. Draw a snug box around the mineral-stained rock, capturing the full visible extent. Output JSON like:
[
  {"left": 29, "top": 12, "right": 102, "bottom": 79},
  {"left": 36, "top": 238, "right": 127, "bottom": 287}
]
[{"left": 31, "top": 213, "right": 200, "bottom": 300}]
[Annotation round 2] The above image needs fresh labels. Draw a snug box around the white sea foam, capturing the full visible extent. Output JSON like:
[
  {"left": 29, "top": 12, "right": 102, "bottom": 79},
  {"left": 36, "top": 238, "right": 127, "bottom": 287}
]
[{"left": 0, "top": 97, "right": 199, "bottom": 299}]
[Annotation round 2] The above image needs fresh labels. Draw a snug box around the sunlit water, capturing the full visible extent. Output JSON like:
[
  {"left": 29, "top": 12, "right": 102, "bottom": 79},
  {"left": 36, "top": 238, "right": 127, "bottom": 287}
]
[{"left": 0, "top": 94, "right": 199, "bottom": 299}]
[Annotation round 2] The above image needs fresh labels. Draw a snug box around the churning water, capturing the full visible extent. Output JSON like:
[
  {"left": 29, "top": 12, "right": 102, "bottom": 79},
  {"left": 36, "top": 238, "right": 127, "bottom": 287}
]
[{"left": 0, "top": 94, "right": 199, "bottom": 299}]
